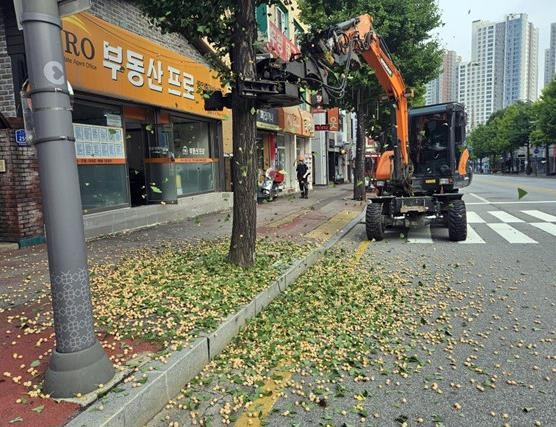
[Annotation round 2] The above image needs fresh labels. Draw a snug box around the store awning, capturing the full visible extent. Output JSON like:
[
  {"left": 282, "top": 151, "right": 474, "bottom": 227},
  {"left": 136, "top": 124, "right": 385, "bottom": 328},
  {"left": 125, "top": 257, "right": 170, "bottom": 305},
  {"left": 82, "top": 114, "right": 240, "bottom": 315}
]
[{"left": 278, "top": 106, "right": 314, "bottom": 137}]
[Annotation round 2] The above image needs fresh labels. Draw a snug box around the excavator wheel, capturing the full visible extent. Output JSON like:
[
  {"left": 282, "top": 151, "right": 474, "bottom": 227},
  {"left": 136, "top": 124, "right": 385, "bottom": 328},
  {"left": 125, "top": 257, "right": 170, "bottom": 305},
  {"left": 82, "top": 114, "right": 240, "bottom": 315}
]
[
  {"left": 366, "top": 203, "right": 384, "bottom": 241},
  {"left": 447, "top": 199, "right": 467, "bottom": 241}
]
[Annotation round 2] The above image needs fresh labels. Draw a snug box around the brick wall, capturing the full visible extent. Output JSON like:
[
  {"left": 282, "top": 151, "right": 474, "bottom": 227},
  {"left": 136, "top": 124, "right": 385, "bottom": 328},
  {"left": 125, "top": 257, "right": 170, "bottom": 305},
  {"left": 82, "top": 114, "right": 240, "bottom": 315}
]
[
  {"left": 0, "top": 129, "right": 43, "bottom": 242},
  {"left": 0, "top": 2, "right": 17, "bottom": 118},
  {"left": 89, "top": 0, "right": 209, "bottom": 66}
]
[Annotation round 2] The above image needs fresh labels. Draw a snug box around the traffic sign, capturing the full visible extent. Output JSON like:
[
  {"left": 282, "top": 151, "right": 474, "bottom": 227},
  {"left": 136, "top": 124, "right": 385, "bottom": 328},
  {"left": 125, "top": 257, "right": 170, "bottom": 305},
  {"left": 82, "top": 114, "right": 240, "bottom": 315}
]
[
  {"left": 534, "top": 147, "right": 540, "bottom": 155},
  {"left": 15, "top": 129, "right": 28, "bottom": 146}
]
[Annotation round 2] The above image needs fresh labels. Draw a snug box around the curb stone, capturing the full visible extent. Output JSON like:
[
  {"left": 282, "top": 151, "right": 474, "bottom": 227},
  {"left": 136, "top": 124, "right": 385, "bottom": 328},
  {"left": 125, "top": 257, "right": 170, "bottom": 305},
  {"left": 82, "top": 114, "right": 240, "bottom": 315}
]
[{"left": 67, "top": 210, "right": 365, "bottom": 427}]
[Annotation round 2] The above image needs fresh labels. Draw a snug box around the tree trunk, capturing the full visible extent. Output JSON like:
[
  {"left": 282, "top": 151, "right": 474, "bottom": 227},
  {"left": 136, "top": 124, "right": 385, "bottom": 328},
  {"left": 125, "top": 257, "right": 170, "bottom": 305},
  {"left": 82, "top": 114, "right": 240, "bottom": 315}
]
[
  {"left": 526, "top": 140, "right": 532, "bottom": 175},
  {"left": 228, "top": 0, "right": 257, "bottom": 267},
  {"left": 545, "top": 143, "right": 550, "bottom": 176},
  {"left": 353, "top": 89, "right": 367, "bottom": 201}
]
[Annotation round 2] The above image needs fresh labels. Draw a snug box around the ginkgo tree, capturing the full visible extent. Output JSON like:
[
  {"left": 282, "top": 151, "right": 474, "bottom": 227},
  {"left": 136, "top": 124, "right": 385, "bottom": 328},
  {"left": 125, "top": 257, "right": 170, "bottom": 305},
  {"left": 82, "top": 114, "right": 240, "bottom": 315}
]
[
  {"left": 300, "top": 0, "right": 443, "bottom": 200},
  {"left": 136, "top": 0, "right": 277, "bottom": 267}
]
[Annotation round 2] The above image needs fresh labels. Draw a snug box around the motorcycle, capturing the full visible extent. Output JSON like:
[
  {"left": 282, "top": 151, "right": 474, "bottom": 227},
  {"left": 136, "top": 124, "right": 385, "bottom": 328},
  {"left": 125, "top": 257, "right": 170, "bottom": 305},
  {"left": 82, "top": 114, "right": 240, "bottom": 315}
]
[{"left": 257, "top": 168, "right": 285, "bottom": 202}]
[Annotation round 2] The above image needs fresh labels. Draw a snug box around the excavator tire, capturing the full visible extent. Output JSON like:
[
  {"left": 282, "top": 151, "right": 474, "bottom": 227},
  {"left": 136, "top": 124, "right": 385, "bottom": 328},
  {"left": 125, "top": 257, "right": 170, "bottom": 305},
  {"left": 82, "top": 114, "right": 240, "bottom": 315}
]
[
  {"left": 447, "top": 199, "right": 467, "bottom": 241},
  {"left": 366, "top": 203, "right": 384, "bottom": 241}
]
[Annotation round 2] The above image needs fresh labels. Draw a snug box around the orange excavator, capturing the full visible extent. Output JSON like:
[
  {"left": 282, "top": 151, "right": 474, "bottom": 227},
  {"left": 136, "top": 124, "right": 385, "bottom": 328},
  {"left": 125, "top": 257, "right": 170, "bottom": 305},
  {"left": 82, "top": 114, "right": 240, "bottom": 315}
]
[
  {"left": 297, "top": 15, "right": 472, "bottom": 242},
  {"left": 206, "top": 14, "right": 472, "bottom": 241}
]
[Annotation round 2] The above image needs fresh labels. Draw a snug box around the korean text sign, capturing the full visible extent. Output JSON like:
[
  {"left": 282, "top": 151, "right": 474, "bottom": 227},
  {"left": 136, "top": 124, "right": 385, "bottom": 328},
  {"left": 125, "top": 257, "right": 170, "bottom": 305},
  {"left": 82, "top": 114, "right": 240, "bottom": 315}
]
[{"left": 61, "top": 13, "right": 226, "bottom": 119}]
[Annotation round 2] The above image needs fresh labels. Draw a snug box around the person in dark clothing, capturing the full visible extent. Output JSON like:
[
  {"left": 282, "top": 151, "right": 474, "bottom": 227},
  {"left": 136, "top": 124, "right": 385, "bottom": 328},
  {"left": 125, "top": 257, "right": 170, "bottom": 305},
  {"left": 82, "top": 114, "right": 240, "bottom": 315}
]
[{"left": 296, "top": 157, "right": 310, "bottom": 198}]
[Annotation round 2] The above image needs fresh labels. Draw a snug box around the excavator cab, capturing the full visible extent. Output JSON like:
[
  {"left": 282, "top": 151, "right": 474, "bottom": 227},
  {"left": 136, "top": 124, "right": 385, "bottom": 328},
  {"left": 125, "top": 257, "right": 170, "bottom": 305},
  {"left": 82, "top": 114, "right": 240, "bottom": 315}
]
[
  {"left": 409, "top": 102, "right": 471, "bottom": 195},
  {"left": 367, "top": 102, "right": 471, "bottom": 243}
]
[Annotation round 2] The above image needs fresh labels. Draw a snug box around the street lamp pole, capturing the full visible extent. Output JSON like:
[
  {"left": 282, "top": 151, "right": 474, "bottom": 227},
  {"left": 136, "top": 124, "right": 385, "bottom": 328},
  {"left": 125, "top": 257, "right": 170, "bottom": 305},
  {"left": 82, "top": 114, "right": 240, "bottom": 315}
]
[{"left": 20, "top": 0, "right": 113, "bottom": 397}]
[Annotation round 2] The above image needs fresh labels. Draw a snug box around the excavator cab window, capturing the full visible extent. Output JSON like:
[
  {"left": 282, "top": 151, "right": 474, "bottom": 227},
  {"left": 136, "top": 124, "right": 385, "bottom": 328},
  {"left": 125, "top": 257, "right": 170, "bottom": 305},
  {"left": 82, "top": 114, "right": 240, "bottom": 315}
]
[{"left": 410, "top": 113, "right": 451, "bottom": 176}]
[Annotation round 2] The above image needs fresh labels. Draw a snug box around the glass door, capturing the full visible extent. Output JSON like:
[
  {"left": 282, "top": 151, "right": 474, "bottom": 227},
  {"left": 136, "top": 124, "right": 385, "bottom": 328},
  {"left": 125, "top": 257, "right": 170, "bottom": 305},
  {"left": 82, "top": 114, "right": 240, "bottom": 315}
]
[{"left": 145, "top": 124, "right": 177, "bottom": 204}]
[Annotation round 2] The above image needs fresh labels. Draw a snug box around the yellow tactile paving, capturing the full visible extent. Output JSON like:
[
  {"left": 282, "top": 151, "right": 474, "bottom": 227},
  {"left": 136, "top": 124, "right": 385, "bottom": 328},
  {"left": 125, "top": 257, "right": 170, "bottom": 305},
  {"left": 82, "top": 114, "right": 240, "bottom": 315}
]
[
  {"left": 305, "top": 209, "right": 360, "bottom": 242},
  {"left": 266, "top": 209, "right": 310, "bottom": 228}
]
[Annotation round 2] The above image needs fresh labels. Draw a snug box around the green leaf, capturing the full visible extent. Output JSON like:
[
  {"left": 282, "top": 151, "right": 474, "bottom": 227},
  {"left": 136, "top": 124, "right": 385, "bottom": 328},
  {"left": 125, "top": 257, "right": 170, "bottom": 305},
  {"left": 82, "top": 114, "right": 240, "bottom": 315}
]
[
  {"left": 394, "top": 414, "right": 408, "bottom": 424},
  {"left": 31, "top": 405, "right": 44, "bottom": 413},
  {"left": 150, "top": 185, "right": 162, "bottom": 194},
  {"left": 517, "top": 187, "right": 528, "bottom": 200},
  {"left": 30, "top": 360, "right": 40, "bottom": 368},
  {"left": 8, "top": 417, "right": 23, "bottom": 424}
]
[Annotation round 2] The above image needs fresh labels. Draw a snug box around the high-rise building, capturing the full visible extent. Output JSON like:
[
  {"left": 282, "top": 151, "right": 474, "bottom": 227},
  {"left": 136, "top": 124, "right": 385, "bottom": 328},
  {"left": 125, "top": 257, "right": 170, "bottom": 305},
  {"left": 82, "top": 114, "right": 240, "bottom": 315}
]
[
  {"left": 458, "top": 20, "right": 501, "bottom": 129},
  {"left": 440, "top": 50, "right": 461, "bottom": 102},
  {"left": 425, "top": 79, "right": 440, "bottom": 105},
  {"left": 424, "top": 50, "right": 461, "bottom": 105},
  {"left": 502, "top": 14, "right": 538, "bottom": 107},
  {"left": 458, "top": 14, "right": 539, "bottom": 130},
  {"left": 544, "top": 23, "right": 556, "bottom": 87}
]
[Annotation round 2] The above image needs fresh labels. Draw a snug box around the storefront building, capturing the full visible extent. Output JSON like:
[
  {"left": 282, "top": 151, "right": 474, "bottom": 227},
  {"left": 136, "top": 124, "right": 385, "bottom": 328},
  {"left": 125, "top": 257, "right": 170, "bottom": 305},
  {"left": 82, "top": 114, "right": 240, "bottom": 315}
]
[
  {"left": 278, "top": 106, "right": 314, "bottom": 191},
  {"left": 256, "top": 109, "right": 279, "bottom": 183},
  {"left": 255, "top": 1, "right": 314, "bottom": 193},
  {"left": 0, "top": 1, "right": 230, "bottom": 244}
]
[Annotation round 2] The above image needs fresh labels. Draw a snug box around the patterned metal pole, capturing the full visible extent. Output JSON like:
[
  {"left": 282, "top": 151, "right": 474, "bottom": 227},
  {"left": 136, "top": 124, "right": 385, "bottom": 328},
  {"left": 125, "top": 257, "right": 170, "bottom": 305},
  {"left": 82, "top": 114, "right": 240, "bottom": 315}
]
[{"left": 20, "top": 0, "right": 114, "bottom": 397}]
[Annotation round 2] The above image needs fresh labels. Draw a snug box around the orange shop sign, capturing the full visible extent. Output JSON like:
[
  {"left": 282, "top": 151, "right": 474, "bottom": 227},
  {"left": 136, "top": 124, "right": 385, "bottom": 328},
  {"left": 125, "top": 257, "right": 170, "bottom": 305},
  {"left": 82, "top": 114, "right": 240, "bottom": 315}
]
[
  {"left": 61, "top": 13, "right": 226, "bottom": 119},
  {"left": 327, "top": 108, "right": 340, "bottom": 131},
  {"left": 280, "top": 106, "right": 302, "bottom": 135},
  {"left": 278, "top": 107, "right": 314, "bottom": 137}
]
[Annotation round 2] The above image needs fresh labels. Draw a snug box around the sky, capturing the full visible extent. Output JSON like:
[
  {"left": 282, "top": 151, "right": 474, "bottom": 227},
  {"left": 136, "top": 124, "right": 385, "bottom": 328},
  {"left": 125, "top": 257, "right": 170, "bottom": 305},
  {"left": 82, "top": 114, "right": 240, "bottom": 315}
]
[{"left": 434, "top": 0, "right": 555, "bottom": 91}]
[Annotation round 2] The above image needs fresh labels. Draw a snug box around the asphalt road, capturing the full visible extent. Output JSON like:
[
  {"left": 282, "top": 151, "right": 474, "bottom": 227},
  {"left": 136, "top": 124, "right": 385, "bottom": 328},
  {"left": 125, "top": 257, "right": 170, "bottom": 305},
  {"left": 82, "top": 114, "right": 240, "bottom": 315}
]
[{"left": 149, "top": 175, "right": 555, "bottom": 427}]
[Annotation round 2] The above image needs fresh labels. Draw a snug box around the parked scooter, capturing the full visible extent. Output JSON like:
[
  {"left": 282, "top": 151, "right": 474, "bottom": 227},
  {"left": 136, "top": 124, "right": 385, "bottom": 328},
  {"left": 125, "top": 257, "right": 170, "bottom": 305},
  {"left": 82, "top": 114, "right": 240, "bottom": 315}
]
[{"left": 257, "top": 168, "right": 285, "bottom": 202}]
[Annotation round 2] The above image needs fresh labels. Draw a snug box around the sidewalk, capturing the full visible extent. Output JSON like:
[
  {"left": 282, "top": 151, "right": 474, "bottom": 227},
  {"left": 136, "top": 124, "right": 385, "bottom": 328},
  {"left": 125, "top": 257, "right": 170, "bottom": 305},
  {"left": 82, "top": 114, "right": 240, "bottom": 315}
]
[
  {"left": 0, "top": 184, "right": 363, "bottom": 426},
  {"left": 0, "top": 185, "right": 357, "bottom": 309}
]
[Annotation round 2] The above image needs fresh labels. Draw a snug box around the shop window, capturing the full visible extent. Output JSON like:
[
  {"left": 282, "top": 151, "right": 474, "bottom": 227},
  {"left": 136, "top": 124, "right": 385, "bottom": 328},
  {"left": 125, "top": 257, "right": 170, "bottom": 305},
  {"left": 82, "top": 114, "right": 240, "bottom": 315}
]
[
  {"left": 171, "top": 115, "right": 218, "bottom": 196},
  {"left": 72, "top": 100, "right": 129, "bottom": 211},
  {"left": 78, "top": 165, "right": 129, "bottom": 211},
  {"left": 173, "top": 119, "right": 211, "bottom": 158},
  {"left": 275, "top": 5, "right": 289, "bottom": 37},
  {"left": 294, "top": 21, "right": 304, "bottom": 46},
  {"left": 275, "top": 135, "right": 286, "bottom": 170},
  {"left": 256, "top": 136, "right": 265, "bottom": 182}
]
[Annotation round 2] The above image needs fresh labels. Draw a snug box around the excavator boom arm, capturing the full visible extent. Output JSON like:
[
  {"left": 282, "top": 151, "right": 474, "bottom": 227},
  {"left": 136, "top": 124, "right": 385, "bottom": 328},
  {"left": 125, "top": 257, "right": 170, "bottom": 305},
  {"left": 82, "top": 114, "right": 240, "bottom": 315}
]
[{"left": 320, "top": 15, "right": 410, "bottom": 168}]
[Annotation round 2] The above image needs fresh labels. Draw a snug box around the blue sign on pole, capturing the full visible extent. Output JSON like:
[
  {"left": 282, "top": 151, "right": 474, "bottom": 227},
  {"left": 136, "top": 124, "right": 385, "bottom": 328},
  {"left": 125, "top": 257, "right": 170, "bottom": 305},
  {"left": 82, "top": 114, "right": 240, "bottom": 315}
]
[
  {"left": 15, "top": 129, "right": 28, "bottom": 146},
  {"left": 534, "top": 147, "right": 540, "bottom": 155}
]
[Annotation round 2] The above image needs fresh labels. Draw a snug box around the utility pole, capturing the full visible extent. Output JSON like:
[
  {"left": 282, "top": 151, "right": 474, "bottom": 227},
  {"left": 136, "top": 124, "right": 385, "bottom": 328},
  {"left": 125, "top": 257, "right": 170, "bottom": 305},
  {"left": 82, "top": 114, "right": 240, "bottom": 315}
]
[{"left": 20, "top": 0, "right": 114, "bottom": 397}]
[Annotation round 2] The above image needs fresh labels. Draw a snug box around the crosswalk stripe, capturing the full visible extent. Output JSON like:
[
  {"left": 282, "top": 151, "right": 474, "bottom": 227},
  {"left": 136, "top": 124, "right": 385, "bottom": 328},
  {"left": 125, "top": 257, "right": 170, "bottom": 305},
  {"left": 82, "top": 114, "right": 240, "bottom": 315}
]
[
  {"left": 459, "top": 224, "right": 485, "bottom": 244},
  {"left": 487, "top": 223, "right": 537, "bottom": 244},
  {"left": 467, "top": 212, "right": 486, "bottom": 223},
  {"left": 530, "top": 222, "right": 556, "bottom": 237},
  {"left": 488, "top": 211, "right": 524, "bottom": 223},
  {"left": 521, "top": 210, "right": 556, "bottom": 222},
  {"left": 408, "top": 227, "right": 433, "bottom": 244}
]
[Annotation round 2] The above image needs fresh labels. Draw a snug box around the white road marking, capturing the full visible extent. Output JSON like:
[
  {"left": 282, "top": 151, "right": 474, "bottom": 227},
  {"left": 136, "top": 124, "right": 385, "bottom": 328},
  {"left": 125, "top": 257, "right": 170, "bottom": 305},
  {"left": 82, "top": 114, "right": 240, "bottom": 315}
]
[
  {"left": 469, "top": 193, "right": 490, "bottom": 203},
  {"left": 459, "top": 224, "right": 485, "bottom": 244},
  {"left": 488, "top": 211, "right": 524, "bottom": 223},
  {"left": 530, "top": 222, "right": 556, "bottom": 237},
  {"left": 487, "top": 223, "right": 537, "bottom": 244},
  {"left": 407, "top": 227, "right": 433, "bottom": 244},
  {"left": 467, "top": 201, "right": 556, "bottom": 205},
  {"left": 521, "top": 210, "right": 556, "bottom": 222},
  {"left": 466, "top": 211, "right": 486, "bottom": 223}
]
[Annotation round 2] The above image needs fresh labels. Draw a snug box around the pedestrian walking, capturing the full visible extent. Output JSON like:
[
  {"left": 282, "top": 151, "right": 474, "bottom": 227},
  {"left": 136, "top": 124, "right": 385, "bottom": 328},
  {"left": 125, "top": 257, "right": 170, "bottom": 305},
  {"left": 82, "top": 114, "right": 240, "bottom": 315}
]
[{"left": 296, "top": 156, "right": 310, "bottom": 198}]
